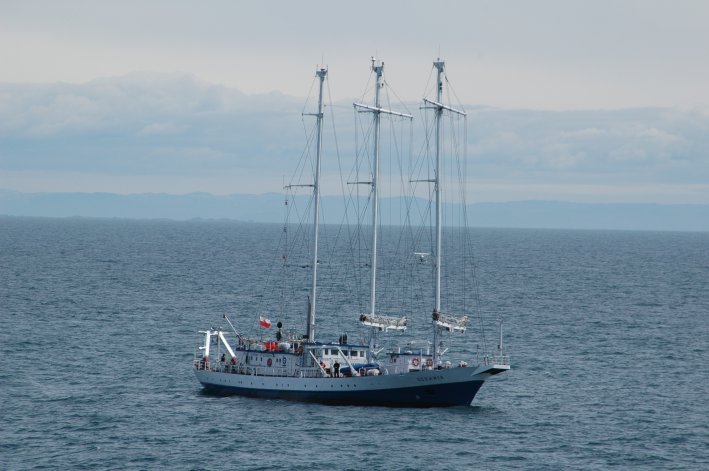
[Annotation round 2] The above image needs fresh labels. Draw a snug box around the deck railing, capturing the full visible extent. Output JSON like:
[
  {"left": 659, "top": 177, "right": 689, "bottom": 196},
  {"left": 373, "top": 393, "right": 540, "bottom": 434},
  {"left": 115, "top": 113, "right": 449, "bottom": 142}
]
[
  {"left": 193, "top": 360, "right": 322, "bottom": 378},
  {"left": 486, "top": 354, "right": 510, "bottom": 366},
  {"left": 194, "top": 355, "right": 510, "bottom": 376}
]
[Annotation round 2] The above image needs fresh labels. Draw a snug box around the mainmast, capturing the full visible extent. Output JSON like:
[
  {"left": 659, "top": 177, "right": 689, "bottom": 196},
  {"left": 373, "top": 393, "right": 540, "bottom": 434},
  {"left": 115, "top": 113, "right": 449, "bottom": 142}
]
[
  {"left": 354, "top": 59, "right": 412, "bottom": 323},
  {"left": 306, "top": 66, "right": 327, "bottom": 342}
]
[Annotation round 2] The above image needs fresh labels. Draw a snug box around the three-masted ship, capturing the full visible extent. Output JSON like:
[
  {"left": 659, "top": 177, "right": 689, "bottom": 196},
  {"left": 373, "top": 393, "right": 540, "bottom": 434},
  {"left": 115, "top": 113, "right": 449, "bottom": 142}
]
[{"left": 193, "top": 59, "right": 509, "bottom": 407}]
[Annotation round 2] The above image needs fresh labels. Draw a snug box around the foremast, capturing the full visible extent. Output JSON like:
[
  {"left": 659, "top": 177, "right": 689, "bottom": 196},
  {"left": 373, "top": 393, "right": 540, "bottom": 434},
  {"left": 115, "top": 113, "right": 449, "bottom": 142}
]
[
  {"left": 432, "top": 59, "right": 444, "bottom": 366},
  {"left": 424, "top": 59, "right": 468, "bottom": 366}
]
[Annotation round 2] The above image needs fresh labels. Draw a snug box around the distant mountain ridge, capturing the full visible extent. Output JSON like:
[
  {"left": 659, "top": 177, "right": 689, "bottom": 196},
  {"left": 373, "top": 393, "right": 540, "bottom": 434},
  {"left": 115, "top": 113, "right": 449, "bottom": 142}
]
[{"left": 1, "top": 190, "right": 707, "bottom": 232}]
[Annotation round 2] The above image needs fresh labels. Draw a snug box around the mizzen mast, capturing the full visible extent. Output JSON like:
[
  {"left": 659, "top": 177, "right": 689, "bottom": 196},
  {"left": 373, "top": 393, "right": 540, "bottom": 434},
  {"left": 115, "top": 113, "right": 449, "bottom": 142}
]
[{"left": 293, "top": 66, "right": 327, "bottom": 342}]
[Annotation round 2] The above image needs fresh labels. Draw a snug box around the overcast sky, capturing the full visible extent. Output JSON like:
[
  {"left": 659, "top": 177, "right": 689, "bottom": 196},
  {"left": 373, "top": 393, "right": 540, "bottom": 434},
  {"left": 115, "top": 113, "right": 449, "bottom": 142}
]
[
  {"left": 1, "top": 1, "right": 708, "bottom": 204},
  {"left": 2, "top": 0, "right": 708, "bottom": 109}
]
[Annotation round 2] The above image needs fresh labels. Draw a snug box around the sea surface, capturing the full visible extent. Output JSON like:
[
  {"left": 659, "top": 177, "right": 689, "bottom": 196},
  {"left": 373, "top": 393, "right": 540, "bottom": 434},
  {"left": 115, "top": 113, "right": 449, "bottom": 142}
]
[{"left": 1, "top": 216, "right": 707, "bottom": 470}]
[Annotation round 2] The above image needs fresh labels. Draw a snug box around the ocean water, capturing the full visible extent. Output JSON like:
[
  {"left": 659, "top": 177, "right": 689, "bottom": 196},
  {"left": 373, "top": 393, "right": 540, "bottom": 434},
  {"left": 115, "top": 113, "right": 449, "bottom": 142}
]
[{"left": 1, "top": 216, "right": 707, "bottom": 470}]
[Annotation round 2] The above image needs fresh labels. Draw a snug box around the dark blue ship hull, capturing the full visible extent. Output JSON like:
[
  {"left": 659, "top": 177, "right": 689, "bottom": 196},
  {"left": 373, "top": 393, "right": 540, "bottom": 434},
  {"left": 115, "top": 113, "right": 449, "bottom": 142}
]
[{"left": 199, "top": 379, "right": 485, "bottom": 407}]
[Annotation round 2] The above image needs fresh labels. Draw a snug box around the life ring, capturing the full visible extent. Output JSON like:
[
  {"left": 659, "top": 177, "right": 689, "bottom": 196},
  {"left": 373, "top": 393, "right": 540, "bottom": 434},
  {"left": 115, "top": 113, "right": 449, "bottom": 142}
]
[
  {"left": 267, "top": 358, "right": 273, "bottom": 367},
  {"left": 412, "top": 357, "right": 420, "bottom": 367},
  {"left": 426, "top": 358, "right": 433, "bottom": 367}
]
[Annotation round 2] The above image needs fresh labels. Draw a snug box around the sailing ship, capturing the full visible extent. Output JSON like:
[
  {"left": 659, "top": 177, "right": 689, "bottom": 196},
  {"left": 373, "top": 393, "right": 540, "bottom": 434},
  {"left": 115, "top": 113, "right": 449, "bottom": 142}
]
[{"left": 192, "top": 59, "right": 510, "bottom": 407}]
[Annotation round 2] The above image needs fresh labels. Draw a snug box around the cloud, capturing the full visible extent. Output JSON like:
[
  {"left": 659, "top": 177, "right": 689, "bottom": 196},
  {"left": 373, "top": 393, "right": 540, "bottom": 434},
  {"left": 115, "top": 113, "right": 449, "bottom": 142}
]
[
  {"left": 0, "top": 72, "right": 305, "bottom": 176},
  {"left": 1, "top": 74, "right": 708, "bottom": 203},
  {"left": 2, "top": 1, "right": 709, "bottom": 110},
  {"left": 138, "top": 122, "right": 189, "bottom": 136},
  {"left": 466, "top": 107, "right": 708, "bottom": 186}
]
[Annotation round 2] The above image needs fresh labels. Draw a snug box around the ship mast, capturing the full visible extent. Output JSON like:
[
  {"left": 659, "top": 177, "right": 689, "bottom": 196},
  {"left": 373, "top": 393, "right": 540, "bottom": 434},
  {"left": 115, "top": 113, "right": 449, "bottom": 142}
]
[
  {"left": 434, "top": 60, "right": 444, "bottom": 321},
  {"left": 433, "top": 60, "right": 444, "bottom": 364},
  {"left": 306, "top": 66, "right": 327, "bottom": 342},
  {"left": 425, "top": 59, "right": 467, "bottom": 365},
  {"left": 368, "top": 61, "right": 384, "bottom": 318},
  {"left": 354, "top": 59, "right": 412, "bottom": 321}
]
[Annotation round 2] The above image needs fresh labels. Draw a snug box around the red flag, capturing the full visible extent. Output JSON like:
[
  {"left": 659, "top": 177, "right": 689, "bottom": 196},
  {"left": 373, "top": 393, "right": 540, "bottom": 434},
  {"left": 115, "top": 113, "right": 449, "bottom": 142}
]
[{"left": 259, "top": 316, "right": 272, "bottom": 328}]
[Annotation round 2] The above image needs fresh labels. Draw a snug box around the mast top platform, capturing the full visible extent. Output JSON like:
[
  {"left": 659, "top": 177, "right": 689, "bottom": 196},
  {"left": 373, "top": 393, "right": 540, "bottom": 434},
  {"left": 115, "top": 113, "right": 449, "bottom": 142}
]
[{"left": 371, "top": 57, "right": 384, "bottom": 76}]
